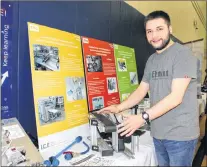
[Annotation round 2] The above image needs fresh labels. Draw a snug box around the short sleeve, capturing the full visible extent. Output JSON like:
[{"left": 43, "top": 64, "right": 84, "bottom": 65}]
[
  {"left": 142, "top": 57, "right": 151, "bottom": 83},
  {"left": 172, "top": 49, "right": 197, "bottom": 79}
]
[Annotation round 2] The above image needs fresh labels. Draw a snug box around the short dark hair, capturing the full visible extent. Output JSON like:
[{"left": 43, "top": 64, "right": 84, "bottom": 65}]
[{"left": 144, "top": 11, "right": 171, "bottom": 29}]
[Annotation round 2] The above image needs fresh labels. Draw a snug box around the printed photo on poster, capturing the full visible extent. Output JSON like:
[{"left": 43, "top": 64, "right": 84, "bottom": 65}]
[
  {"left": 117, "top": 58, "right": 127, "bottom": 72},
  {"left": 33, "top": 44, "right": 60, "bottom": 71},
  {"left": 92, "top": 96, "right": 104, "bottom": 110},
  {"left": 38, "top": 96, "right": 65, "bottom": 126},
  {"left": 122, "top": 93, "right": 130, "bottom": 101},
  {"left": 107, "top": 77, "right": 118, "bottom": 94},
  {"left": 86, "top": 55, "right": 103, "bottom": 72},
  {"left": 65, "top": 77, "right": 86, "bottom": 102},
  {"left": 130, "top": 72, "right": 138, "bottom": 85}
]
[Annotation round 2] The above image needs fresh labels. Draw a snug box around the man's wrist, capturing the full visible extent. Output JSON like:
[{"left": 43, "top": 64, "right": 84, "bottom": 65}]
[
  {"left": 145, "top": 109, "right": 152, "bottom": 121},
  {"left": 137, "top": 114, "right": 145, "bottom": 125},
  {"left": 116, "top": 105, "right": 122, "bottom": 113},
  {"left": 141, "top": 111, "right": 150, "bottom": 124}
]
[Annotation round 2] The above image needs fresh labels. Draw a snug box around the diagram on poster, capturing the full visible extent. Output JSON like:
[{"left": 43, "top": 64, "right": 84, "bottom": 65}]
[
  {"left": 82, "top": 37, "right": 120, "bottom": 111},
  {"left": 28, "top": 22, "right": 89, "bottom": 151},
  {"left": 65, "top": 77, "right": 86, "bottom": 101},
  {"left": 114, "top": 44, "right": 139, "bottom": 102}
]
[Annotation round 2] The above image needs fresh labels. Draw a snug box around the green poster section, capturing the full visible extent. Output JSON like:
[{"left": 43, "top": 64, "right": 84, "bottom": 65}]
[{"left": 114, "top": 44, "right": 139, "bottom": 102}]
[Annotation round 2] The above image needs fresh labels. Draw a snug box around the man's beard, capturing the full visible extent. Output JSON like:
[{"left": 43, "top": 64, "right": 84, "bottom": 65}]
[{"left": 152, "top": 33, "right": 171, "bottom": 51}]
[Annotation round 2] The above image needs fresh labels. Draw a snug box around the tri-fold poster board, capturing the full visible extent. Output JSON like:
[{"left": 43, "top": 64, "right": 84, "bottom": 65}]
[{"left": 27, "top": 22, "right": 139, "bottom": 152}]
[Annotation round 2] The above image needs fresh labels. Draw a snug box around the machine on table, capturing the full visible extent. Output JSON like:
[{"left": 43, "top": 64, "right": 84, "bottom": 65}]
[{"left": 89, "top": 105, "right": 149, "bottom": 159}]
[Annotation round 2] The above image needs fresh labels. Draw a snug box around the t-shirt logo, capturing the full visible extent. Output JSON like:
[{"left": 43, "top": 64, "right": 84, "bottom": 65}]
[{"left": 152, "top": 70, "right": 169, "bottom": 79}]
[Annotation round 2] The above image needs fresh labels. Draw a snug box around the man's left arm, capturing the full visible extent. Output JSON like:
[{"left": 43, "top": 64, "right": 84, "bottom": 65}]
[
  {"left": 146, "top": 78, "right": 191, "bottom": 120},
  {"left": 118, "top": 78, "right": 191, "bottom": 137}
]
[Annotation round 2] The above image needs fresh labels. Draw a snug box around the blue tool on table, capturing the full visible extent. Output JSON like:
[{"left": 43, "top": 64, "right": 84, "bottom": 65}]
[
  {"left": 63, "top": 141, "right": 90, "bottom": 160},
  {"left": 44, "top": 136, "right": 82, "bottom": 166}
]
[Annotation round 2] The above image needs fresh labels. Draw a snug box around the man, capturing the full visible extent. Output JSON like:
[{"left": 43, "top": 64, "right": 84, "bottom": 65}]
[{"left": 98, "top": 11, "right": 199, "bottom": 166}]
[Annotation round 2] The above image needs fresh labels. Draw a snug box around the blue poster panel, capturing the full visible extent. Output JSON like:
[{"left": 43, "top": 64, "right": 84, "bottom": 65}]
[{"left": 1, "top": 1, "right": 13, "bottom": 119}]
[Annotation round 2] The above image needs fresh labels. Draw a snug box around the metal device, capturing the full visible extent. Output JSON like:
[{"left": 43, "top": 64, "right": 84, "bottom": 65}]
[
  {"left": 70, "top": 154, "right": 95, "bottom": 166},
  {"left": 89, "top": 113, "right": 116, "bottom": 156},
  {"left": 131, "top": 131, "right": 139, "bottom": 154},
  {"left": 89, "top": 105, "right": 143, "bottom": 158}
]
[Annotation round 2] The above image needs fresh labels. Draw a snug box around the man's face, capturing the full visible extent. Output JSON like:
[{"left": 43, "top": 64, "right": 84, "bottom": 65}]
[{"left": 145, "top": 18, "right": 172, "bottom": 51}]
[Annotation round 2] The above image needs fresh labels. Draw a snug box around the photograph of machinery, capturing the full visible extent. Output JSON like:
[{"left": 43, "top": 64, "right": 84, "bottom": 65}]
[
  {"left": 129, "top": 72, "right": 138, "bottom": 85},
  {"left": 86, "top": 55, "right": 103, "bottom": 72},
  {"left": 65, "top": 77, "right": 86, "bottom": 102},
  {"left": 117, "top": 58, "right": 127, "bottom": 72},
  {"left": 92, "top": 96, "right": 104, "bottom": 110},
  {"left": 33, "top": 44, "right": 60, "bottom": 71},
  {"left": 38, "top": 96, "right": 65, "bottom": 126},
  {"left": 107, "top": 77, "right": 118, "bottom": 94}
]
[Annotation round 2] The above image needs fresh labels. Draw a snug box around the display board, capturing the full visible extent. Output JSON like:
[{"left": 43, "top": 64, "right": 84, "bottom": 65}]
[
  {"left": 114, "top": 44, "right": 139, "bottom": 101},
  {"left": 27, "top": 22, "right": 89, "bottom": 151},
  {"left": 82, "top": 37, "right": 120, "bottom": 111}
]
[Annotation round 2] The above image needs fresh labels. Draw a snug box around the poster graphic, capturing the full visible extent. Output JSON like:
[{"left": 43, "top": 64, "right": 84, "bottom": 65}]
[
  {"left": 117, "top": 58, "right": 127, "bottom": 72},
  {"left": 122, "top": 93, "right": 130, "bottom": 101},
  {"left": 28, "top": 22, "right": 89, "bottom": 151},
  {"left": 114, "top": 44, "right": 139, "bottom": 102},
  {"left": 86, "top": 55, "right": 103, "bottom": 72},
  {"left": 130, "top": 72, "right": 138, "bottom": 85},
  {"left": 82, "top": 37, "right": 120, "bottom": 111},
  {"left": 92, "top": 96, "right": 104, "bottom": 110},
  {"left": 33, "top": 44, "right": 60, "bottom": 71},
  {"left": 65, "top": 77, "right": 86, "bottom": 102},
  {"left": 38, "top": 96, "right": 65, "bottom": 126},
  {"left": 107, "top": 77, "right": 118, "bottom": 94}
]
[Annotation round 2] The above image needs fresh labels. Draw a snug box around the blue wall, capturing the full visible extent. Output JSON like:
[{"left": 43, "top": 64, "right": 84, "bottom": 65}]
[{"left": 11, "top": 1, "right": 156, "bottom": 138}]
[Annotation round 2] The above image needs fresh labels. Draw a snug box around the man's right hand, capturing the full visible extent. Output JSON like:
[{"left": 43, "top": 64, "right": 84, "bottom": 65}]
[{"left": 97, "top": 105, "right": 121, "bottom": 114}]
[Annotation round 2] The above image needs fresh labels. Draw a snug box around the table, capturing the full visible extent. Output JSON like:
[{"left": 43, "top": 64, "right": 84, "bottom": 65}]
[
  {"left": 1, "top": 118, "right": 43, "bottom": 166},
  {"left": 40, "top": 131, "right": 157, "bottom": 166}
]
